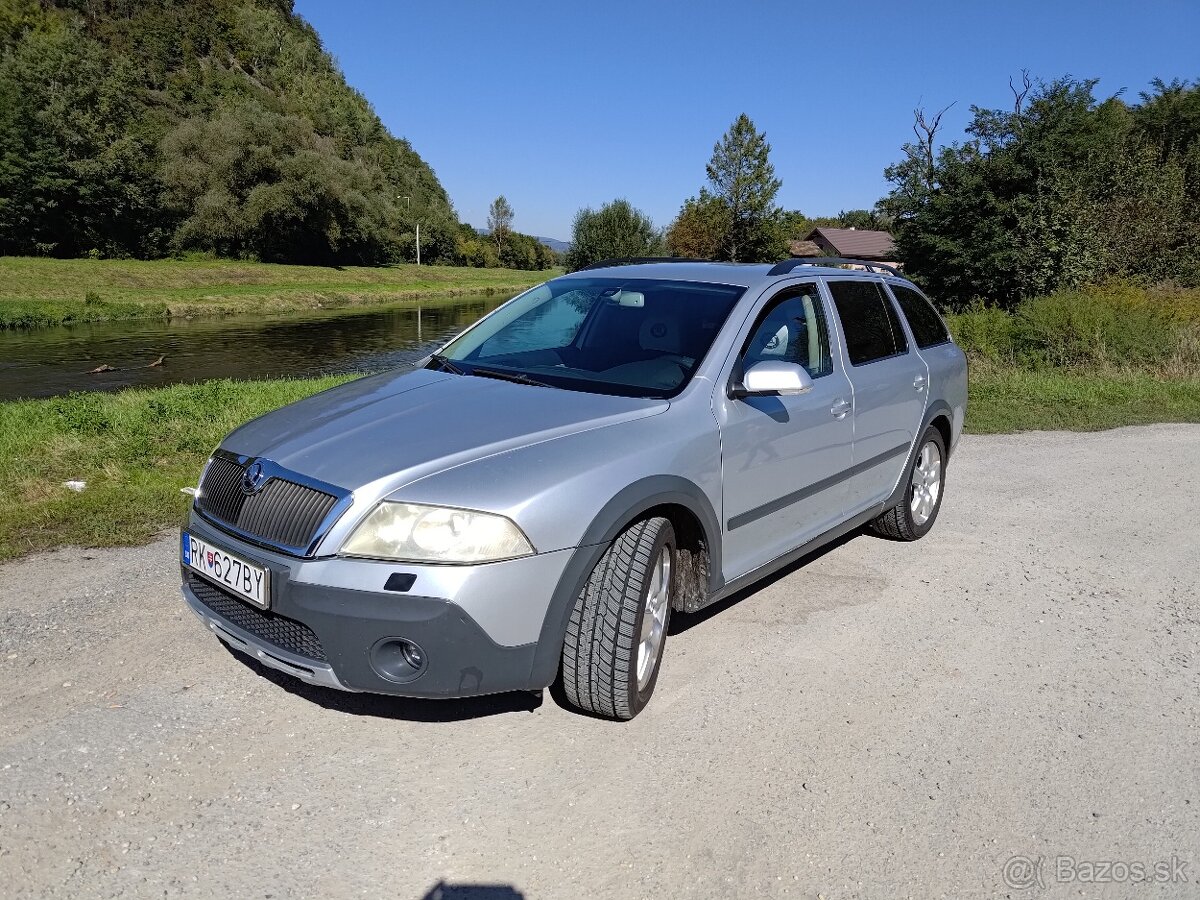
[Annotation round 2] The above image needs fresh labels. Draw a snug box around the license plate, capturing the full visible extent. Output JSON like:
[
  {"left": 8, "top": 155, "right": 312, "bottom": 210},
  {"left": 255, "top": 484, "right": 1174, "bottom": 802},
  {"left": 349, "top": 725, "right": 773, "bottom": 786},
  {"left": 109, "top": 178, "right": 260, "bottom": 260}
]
[{"left": 182, "top": 531, "right": 270, "bottom": 609}]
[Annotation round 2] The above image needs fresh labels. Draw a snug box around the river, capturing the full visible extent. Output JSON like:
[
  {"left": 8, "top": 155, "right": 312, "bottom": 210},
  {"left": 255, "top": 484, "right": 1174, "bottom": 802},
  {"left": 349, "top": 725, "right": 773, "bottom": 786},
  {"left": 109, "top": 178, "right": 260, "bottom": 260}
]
[{"left": 0, "top": 294, "right": 511, "bottom": 401}]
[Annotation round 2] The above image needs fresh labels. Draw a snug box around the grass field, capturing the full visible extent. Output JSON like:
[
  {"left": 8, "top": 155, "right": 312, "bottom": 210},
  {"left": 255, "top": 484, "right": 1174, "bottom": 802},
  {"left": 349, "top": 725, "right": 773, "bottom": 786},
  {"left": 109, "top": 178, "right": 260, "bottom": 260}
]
[
  {"left": 962, "top": 366, "right": 1200, "bottom": 433},
  {"left": 2, "top": 369, "right": 1197, "bottom": 560},
  {"left": 944, "top": 281, "right": 1200, "bottom": 430},
  {"left": 0, "top": 377, "right": 357, "bottom": 560},
  {"left": 0, "top": 256, "right": 553, "bottom": 328}
]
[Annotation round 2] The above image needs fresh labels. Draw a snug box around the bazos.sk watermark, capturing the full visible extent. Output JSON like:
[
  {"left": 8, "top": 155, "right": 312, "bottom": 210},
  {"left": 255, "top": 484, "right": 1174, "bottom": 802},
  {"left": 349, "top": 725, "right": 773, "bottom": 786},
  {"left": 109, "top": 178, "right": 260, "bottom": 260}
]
[{"left": 1002, "top": 854, "right": 1189, "bottom": 889}]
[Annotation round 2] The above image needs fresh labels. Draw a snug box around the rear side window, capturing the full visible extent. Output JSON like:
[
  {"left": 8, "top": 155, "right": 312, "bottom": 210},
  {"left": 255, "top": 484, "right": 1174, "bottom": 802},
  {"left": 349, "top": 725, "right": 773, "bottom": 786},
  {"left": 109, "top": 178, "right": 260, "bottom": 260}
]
[
  {"left": 828, "top": 280, "right": 908, "bottom": 366},
  {"left": 890, "top": 284, "right": 951, "bottom": 348}
]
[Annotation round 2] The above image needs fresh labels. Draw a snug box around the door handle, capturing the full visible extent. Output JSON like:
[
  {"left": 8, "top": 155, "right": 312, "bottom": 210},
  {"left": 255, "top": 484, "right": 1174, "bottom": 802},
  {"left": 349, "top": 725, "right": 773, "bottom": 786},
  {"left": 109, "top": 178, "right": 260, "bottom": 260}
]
[
  {"left": 913, "top": 374, "right": 927, "bottom": 392},
  {"left": 830, "top": 399, "right": 852, "bottom": 419}
]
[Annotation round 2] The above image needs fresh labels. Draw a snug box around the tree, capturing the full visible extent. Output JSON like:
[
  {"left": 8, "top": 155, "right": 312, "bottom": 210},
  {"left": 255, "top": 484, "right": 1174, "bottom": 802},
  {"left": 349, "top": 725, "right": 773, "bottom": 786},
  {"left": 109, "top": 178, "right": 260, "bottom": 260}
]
[
  {"left": 0, "top": 0, "right": 462, "bottom": 263},
  {"left": 453, "top": 221, "right": 553, "bottom": 271},
  {"left": 704, "top": 113, "right": 783, "bottom": 261},
  {"left": 0, "top": 23, "right": 163, "bottom": 257},
  {"left": 880, "top": 75, "right": 1200, "bottom": 307},
  {"left": 798, "top": 210, "right": 891, "bottom": 232},
  {"left": 836, "top": 209, "right": 889, "bottom": 231},
  {"left": 488, "top": 195, "right": 514, "bottom": 256},
  {"left": 776, "top": 209, "right": 813, "bottom": 241},
  {"left": 566, "top": 199, "right": 660, "bottom": 270},
  {"left": 535, "top": 241, "right": 557, "bottom": 269},
  {"left": 500, "top": 231, "right": 538, "bottom": 270},
  {"left": 665, "top": 114, "right": 785, "bottom": 262},
  {"left": 664, "top": 193, "right": 726, "bottom": 259},
  {"left": 160, "top": 100, "right": 399, "bottom": 264},
  {"left": 454, "top": 224, "right": 498, "bottom": 268}
]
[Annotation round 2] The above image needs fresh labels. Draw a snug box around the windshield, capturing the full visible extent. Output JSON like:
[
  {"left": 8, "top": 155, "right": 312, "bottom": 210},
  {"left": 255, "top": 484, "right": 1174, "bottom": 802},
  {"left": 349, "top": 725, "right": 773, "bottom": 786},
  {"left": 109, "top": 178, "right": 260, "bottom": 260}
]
[{"left": 434, "top": 277, "right": 746, "bottom": 398}]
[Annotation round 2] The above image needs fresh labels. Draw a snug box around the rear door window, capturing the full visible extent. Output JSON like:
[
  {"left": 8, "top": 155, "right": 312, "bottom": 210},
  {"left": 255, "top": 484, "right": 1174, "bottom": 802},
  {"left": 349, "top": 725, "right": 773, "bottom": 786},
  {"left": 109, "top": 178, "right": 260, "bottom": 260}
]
[
  {"left": 828, "top": 280, "right": 908, "bottom": 366},
  {"left": 889, "top": 284, "right": 951, "bottom": 348}
]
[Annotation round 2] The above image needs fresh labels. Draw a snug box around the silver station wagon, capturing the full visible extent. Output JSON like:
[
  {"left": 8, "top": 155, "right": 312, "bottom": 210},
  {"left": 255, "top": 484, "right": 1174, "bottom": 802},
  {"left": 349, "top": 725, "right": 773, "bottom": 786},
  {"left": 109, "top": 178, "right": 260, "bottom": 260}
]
[{"left": 181, "top": 257, "right": 967, "bottom": 719}]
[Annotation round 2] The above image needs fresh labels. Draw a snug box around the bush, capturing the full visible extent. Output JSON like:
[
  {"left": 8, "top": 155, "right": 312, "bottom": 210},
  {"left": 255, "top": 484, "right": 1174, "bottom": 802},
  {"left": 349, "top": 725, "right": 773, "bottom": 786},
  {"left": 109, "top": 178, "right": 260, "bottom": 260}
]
[
  {"left": 1014, "top": 285, "right": 1180, "bottom": 368},
  {"left": 945, "top": 304, "right": 1017, "bottom": 364},
  {"left": 945, "top": 281, "right": 1200, "bottom": 375}
]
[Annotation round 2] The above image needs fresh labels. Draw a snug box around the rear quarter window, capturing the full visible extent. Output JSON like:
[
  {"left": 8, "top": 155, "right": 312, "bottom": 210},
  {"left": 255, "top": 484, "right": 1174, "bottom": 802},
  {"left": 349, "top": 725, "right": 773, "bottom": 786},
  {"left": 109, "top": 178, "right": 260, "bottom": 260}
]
[
  {"left": 828, "top": 279, "right": 908, "bottom": 366},
  {"left": 889, "top": 284, "right": 951, "bottom": 349}
]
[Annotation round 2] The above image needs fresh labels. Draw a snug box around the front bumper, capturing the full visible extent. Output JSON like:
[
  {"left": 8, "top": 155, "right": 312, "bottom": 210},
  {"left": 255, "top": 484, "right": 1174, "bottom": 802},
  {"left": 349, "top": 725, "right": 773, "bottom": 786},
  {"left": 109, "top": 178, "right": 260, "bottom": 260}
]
[{"left": 179, "top": 515, "right": 574, "bottom": 698}]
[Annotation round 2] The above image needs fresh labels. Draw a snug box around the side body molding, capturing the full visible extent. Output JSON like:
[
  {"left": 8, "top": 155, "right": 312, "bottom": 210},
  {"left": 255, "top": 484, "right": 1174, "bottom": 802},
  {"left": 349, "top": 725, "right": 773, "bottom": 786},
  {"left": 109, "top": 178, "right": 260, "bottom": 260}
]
[{"left": 705, "top": 400, "right": 958, "bottom": 610}]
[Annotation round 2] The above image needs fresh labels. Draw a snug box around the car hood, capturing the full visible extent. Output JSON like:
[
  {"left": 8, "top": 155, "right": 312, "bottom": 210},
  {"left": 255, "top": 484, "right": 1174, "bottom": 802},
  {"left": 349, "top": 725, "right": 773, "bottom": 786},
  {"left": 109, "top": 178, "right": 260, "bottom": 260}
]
[{"left": 222, "top": 367, "right": 669, "bottom": 491}]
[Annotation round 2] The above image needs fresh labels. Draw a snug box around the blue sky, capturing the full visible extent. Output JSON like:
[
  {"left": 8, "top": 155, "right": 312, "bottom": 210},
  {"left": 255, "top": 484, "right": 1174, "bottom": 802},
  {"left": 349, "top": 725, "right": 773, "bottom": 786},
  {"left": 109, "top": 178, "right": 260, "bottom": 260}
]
[{"left": 295, "top": 0, "right": 1200, "bottom": 240}]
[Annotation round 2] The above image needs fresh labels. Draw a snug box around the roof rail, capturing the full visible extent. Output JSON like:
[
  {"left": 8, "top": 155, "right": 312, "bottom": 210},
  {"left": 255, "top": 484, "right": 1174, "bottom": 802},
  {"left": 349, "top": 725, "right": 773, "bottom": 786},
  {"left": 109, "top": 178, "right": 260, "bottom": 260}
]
[
  {"left": 767, "top": 257, "right": 902, "bottom": 278},
  {"left": 577, "top": 257, "right": 708, "bottom": 271}
]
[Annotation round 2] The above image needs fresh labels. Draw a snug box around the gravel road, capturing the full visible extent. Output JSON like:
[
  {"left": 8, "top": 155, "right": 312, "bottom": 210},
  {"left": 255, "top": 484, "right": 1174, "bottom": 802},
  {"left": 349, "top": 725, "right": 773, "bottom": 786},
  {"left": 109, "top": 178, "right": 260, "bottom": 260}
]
[{"left": 1, "top": 425, "right": 1197, "bottom": 899}]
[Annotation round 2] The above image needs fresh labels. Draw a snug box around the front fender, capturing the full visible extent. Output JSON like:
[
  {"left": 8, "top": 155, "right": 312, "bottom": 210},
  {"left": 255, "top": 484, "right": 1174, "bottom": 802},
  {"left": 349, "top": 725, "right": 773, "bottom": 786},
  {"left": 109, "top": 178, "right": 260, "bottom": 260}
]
[{"left": 525, "top": 474, "right": 721, "bottom": 690}]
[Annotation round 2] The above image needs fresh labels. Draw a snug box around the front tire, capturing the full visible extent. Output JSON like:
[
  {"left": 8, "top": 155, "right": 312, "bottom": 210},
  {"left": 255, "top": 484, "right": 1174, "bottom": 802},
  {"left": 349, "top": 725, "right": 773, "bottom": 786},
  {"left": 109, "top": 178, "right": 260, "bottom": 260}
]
[
  {"left": 870, "top": 426, "right": 947, "bottom": 541},
  {"left": 560, "top": 517, "right": 675, "bottom": 720}
]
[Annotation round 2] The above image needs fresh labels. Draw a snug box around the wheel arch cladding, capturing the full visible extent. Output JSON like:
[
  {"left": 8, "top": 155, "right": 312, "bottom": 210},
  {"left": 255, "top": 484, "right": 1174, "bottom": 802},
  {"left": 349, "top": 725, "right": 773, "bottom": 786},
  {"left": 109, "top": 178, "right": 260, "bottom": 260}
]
[
  {"left": 885, "top": 401, "right": 955, "bottom": 511},
  {"left": 928, "top": 409, "right": 952, "bottom": 459},
  {"left": 526, "top": 476, "right": 721, "bottom": 689}
]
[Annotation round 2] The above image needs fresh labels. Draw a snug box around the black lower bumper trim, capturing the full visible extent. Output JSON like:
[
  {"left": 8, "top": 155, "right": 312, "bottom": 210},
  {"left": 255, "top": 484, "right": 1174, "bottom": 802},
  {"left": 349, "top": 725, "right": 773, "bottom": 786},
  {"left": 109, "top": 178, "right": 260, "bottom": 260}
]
[
  {"left": 282, "top": 579, "right": 539, "bottom": 698},
  {"left": 187, "top": 572, "right": 327, "bottom": 662}
]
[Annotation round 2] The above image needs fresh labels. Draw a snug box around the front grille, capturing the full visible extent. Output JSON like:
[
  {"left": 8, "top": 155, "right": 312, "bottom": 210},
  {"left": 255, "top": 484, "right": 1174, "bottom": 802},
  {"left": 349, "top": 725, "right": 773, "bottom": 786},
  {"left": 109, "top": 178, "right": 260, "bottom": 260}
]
[
  {"left": 196, "top": 455, "right": 340, "bottom": 553},
  {"left": 187, "top": 572, "right": 327, "bottom": 662}
]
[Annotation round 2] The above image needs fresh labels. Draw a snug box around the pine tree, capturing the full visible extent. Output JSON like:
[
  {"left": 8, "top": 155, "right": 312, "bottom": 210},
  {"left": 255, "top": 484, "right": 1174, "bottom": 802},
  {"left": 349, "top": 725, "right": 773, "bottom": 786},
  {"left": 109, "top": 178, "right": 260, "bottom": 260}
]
[{"left": 704, "top": 114, "right": 783, "bottom": 262}]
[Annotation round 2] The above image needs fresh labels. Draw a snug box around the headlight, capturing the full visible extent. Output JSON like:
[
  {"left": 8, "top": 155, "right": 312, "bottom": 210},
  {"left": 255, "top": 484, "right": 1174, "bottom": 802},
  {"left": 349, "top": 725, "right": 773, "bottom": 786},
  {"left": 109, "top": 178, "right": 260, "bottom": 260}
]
[{"left": 340, "top": 502, "right": 535, "bottom": 563}]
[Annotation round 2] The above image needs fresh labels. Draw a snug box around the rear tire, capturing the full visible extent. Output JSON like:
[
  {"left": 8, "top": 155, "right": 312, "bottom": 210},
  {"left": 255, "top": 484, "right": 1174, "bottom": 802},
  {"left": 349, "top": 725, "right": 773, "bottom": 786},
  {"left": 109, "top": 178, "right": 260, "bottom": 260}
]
[
  {"left": 870, "top": 425, "right": 947, "bottom": 541},
  {"left": 560, "top": 517, "right": 675, "bottom": 720}
]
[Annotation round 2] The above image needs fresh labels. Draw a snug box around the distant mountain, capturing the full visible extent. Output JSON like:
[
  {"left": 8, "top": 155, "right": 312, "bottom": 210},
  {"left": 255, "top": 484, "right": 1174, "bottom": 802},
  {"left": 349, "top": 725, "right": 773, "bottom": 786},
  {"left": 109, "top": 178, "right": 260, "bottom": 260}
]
[
  {"left": 475, "top": 228, "right": 569, "bottom": 254},
  {"left": 0, "top": 0, "right": 452, "bottom": 264},
  {"left": 536, "top": 236, "right": 571, "bottom": 253}
]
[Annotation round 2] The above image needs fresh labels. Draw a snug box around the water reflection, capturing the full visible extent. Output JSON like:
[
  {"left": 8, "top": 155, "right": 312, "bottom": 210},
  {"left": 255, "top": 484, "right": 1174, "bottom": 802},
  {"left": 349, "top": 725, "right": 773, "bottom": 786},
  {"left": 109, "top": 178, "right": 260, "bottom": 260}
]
[{"left": 0, "top": 295, "right": 511, "bottom": 400}]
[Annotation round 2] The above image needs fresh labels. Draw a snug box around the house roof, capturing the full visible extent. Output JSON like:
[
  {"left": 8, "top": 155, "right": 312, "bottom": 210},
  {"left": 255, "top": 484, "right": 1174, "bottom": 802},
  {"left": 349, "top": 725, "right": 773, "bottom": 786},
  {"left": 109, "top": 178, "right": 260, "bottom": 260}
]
[
  {"left": 806, "top": 227, "right": 896, "bottom": 261},
  {"left": 787, "top": 239, "right": 822, "bottom": 257}
]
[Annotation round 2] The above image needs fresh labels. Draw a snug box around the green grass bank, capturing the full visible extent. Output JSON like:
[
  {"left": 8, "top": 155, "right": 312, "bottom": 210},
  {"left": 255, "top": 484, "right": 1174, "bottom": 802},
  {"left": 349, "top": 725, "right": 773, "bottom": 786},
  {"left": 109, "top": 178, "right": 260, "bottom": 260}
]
[
  {"left": 0, "top": 256, "right": 554, "bottom": 329},
  {"left": 0, "top": 377, "right": 355, "bottom": 560},
  {"left": 946, "top": 281, "right": 1200, "bottom": 430},
  {"left": 963, "top": 368, "right": 1200, "bottom": 433}
]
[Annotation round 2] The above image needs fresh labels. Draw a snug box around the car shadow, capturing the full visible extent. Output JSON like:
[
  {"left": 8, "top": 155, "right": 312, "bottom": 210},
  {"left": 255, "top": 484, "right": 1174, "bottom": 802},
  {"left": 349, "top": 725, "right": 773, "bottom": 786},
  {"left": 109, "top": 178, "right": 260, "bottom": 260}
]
[
  {"left": 220, "top": 526, "right": 869, "bottom": 721},
  {"left": 669, "top": 527, "right": 863, "bottom": 636},
  {"left": 220, "top": 644, "right": 543, "bottom": 722},
  {"left": 420, "top": 882, "right": 525, "bottom": 900}
]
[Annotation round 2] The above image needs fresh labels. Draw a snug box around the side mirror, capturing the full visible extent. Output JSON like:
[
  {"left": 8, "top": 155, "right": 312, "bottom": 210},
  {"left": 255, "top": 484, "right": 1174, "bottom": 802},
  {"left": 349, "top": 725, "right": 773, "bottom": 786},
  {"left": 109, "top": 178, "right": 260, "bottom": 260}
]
[{"left": 733, "top": 361, "right": 814, "bottom": 398}]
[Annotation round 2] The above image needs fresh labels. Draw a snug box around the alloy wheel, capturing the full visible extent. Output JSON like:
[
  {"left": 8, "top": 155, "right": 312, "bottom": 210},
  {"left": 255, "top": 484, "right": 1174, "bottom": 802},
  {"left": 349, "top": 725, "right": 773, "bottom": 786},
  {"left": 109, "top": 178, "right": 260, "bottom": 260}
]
[
  {"left": 910, "top": 441, "right": 943, "bottom": 526},
  {"left": 636, "top": 547, "right": 671, "bottom": 691}
]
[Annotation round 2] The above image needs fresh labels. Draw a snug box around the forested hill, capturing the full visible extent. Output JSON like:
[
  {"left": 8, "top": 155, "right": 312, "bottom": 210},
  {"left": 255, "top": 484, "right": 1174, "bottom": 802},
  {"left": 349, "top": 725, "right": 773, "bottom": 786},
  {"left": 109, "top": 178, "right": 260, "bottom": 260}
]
[{"left": 0, "top": 0, "right": 457, "bottom": 264}]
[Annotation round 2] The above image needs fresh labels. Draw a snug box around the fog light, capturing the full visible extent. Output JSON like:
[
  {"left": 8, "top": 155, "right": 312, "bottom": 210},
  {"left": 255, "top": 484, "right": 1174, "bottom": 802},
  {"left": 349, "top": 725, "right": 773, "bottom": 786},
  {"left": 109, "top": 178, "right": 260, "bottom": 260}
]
[
  {"left": 400, "top": 641, "right": 424, "bottom": 670},
  {"left": 370, "top": 637, "right": 428, "bottom": 683}
]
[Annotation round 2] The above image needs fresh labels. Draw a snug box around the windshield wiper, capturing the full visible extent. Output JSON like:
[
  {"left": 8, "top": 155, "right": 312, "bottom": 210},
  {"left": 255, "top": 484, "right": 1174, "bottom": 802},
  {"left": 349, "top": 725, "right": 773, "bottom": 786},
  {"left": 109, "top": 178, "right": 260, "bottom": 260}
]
[
  {"left": 469, "top": 367, "right": 552, "bottom": 388},
  {"left": 427, "top": 353, "right": 464, "bottom": 375}
]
